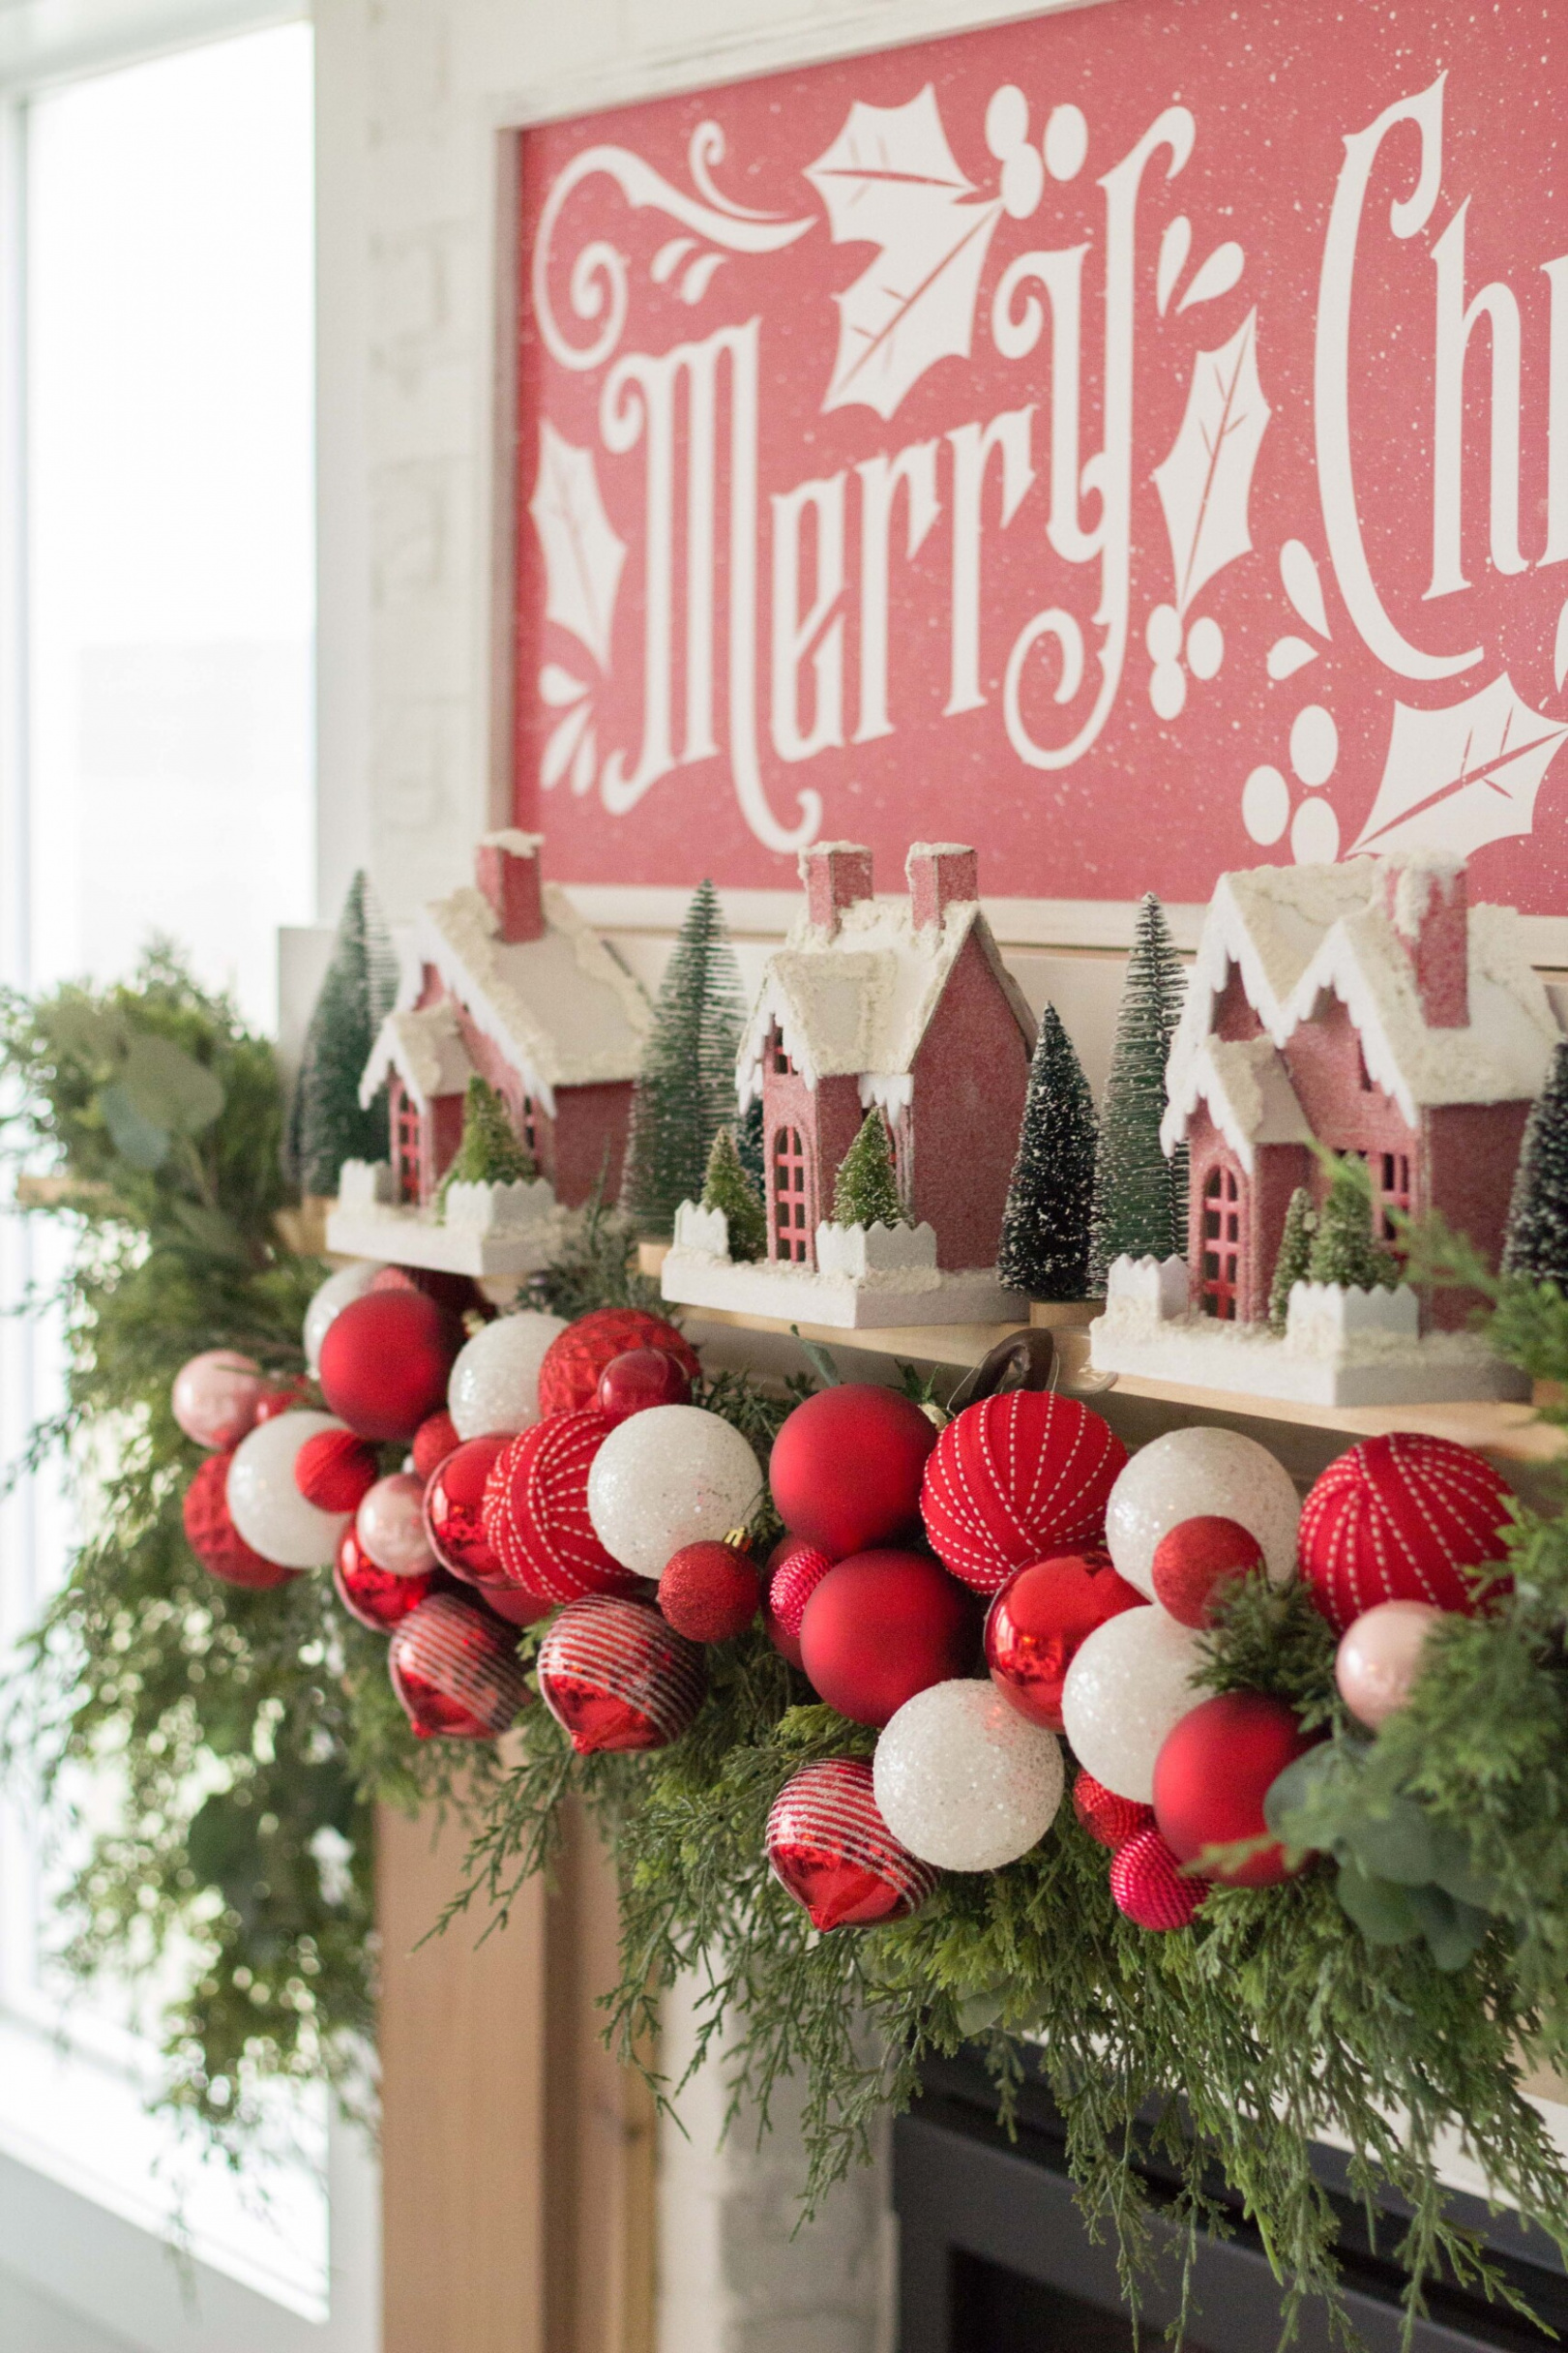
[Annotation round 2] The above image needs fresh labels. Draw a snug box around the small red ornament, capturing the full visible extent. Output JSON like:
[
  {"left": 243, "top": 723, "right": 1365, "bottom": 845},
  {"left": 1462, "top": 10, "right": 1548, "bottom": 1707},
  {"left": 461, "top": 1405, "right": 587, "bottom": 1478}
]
[
  {"left": 1072, "top": 1770, "right": 1155, "bottom": 1852},
  {"left": 1298, "top": 1432, "right": 1514, "bottom": 1634},
  {"left": 1109, "top": 1827, "right": 1205, "bottom": 1932},
  {"left": 769, "top": 1385, "right": 938, "bottom": 1558},
  {"left": 425, "top": 1434, "right": 510, "bottom": 1583},
  {"left": 799, "top": 1549, "right": 976, "bottom": 1727},
  {"left": 768, "top": 1538, "right": 837, "bottom": 1639},
  {"left": 388, "top": 1593, "right": 529, "bottom": 1740},
  {"left": 333, "top": 1522, "right": 439, "bottom": 1632},
  {"left": 483, "top": 1409, "right": 641, "bottom": 1600},
  {"left": 921, "top": 1392, "right": 1128, "bottom": 1596},
  {"left": 412, "top": 1410, "right": 461, "bottom": 1483},
  {"left": 984, "top": 1549, "right": 1145, "bottom": 1731},
  {"left": 765, "top": 1759, "right": 939, "bottom": 1931},
  {"left": 762, "top": 1535, "right": 809, "bottom": 1667},
  {"left": 659, "top": 1542, "right": 761, "bottom": 1642},
  {"left": 537, "top": 1594, "right": 707, "bottom": 1752},
  {"left": 1152, "top": 1691, "right": 1317, "bottom": 1887},
  {"left": 182, "top": 1453, "right": 298, "bottom": 1590},
  {"left": 1150, "top": 1516, "right": 1265, "bottom": 1629},
  {"left": 252, "top": 1380, "right": 311, "bottom": 1425},
  {"left": 598, "top": 1347, "right": 694, "bottom": 1422},
  {"left": 318, "top": 1290, "right": 462, "bottom": 1444},
  {"left": 537, "top": 1309, "right": 700, "bottom": 1419},
  {"left": 294, "top": 1427, "right": 380, "bottom": 1515},
  {"left": 471, "top": 1579, "right": 553, "bottom": 1629}
]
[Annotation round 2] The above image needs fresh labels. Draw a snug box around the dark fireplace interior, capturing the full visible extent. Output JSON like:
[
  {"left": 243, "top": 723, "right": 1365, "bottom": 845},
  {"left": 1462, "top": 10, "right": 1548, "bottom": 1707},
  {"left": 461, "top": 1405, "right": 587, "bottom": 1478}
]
[{"left": 895, "top": 2052, "right": 1568, "bottom": 2352}]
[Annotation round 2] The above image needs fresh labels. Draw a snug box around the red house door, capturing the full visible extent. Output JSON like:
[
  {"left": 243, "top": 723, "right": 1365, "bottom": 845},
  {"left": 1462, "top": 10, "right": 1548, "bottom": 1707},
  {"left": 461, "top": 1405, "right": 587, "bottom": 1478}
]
[
  {"left": 771, "top": 1126, "right": 812, "bottom": 1264},
  {"left": 1200, "top": 1166, "right": 1242, "bottom": 1319}
]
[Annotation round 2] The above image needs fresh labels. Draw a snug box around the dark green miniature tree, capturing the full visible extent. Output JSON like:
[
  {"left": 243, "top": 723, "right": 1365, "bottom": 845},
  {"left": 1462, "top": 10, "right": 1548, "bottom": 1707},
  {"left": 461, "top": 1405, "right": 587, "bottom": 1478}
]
[
  {"left": 1308, "top": 1157, "right": 1400, "bottom": 1291},
  {"left": 1088, "top": 893, "right": 1188, "bottom": 1288},
  {"left": 1503, "top": 1040, "right": 1568, "bottom": 1287},
  {"left": 284, "top": 871, "right": 399, "bottom": 1197},
  {"left": 437, "top": 1074, "right": 535, "bottom": 1213},
  {"left": 1268, "top": 1185, "right": 1318, "bottom": 1329},
  {"left": 701, "top": 1125, "right": 766, "bottom": 1262},
  {"left": 621, "top": 880, "right": 747, "bottom": 1237},
  {"left": 997, "top": 1004, "right": 1098, "bottom": 1299},
  {"left": 833, "top": 1109, "right": 902, "bottom": 1230}
]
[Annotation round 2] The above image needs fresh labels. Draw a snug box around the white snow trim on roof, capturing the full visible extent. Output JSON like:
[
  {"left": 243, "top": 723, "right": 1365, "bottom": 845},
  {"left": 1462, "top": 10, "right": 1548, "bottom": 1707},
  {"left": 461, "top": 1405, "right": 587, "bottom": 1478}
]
[
  {"left": 360, "top": 1005, "right": 474, "bottom": 1112},
  {"left": 1161, "top": 1036, "right": 1312, "bottom": 1170},
  {"left": 479, "top": 828, "right": 544, "bottom": 857}
]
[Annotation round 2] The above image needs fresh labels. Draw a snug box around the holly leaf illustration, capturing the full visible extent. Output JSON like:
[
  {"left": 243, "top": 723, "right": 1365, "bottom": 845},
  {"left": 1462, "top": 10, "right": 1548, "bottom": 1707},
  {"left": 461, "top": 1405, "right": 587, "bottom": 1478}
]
[
  {"left": 528, "top": 422, "right": 626, "bottom": 670},
  {"left": 805, "top": 85, "right": 1004, "bottom": 421},
  {"left": 1152, "top": 309, "right": 1270, "bottom": 617},
  {"left": 1352, "top": 674, "right": 1568, "bottom": 857}
]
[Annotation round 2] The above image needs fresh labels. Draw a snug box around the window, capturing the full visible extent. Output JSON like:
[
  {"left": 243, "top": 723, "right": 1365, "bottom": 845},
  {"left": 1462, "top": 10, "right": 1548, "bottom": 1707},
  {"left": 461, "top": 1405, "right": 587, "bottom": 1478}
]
[
  {"left": 395, "top": 1079, "right": 423, "bottom": 1203},
  {"left": 771, "top": 1125, "right": 810, "bottom": 1262},
  {"left": 770, "top": 1026, "right": 793, "bottom": 1076},
  {"left": 1377, "top": 1149, "right": 1412, "bottom": 1244},
  {"left": 1200, "top": 1164, "right": 1242, "bottom": 1320},
  {"left": 522, "top": 1091, "right": 539, "bottom": 1155}
]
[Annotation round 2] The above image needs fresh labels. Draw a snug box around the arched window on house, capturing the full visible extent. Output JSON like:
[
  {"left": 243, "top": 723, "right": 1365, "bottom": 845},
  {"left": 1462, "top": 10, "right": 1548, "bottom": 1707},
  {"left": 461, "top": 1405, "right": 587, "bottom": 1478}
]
[{"left": 771, "top": 1126, "right": 810, "bottom": 1263}]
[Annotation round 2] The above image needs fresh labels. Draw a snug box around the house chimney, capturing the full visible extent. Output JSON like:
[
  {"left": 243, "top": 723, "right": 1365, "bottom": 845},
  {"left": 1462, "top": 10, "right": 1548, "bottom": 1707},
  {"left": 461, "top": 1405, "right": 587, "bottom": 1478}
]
[
  {"left": 1374, "top": 852, "right": 1468, "bottom": 1028},
  {"left": 800, "top": 842, "right": 873, "bottom": 936},
  {"left": 906, "top": 843, "right": 979, "bottom": 933},
  {"left": 476, "top": 830, "right": 546, "bottom": 944}
]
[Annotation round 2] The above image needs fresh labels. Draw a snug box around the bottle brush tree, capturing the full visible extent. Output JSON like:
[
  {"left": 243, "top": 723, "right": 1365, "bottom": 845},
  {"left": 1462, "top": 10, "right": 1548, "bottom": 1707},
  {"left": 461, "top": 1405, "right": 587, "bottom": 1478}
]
[
  {"left": 285, "top": 871, "right": 399, "bottom": 1198},
  {"left": 833, "top": 1109, "right": 902, "bottom": 1230},
  {"left": 1268, "top": 1185, "right": 1318, "bottom": 1329},
  {"left": 437, "top": 1074, "right": 535, "bottom": 1213},
  {"left": 621, "top": 880, "right": 747, "bottom": 1237},
  {"left": 1088, "top": 893, "right": 1188, "bottom": 1289},
  {"left": 1504, "top": 1039, "right": 1568, "bottom": 1288},
  {"left": 998, "top": 1004, "right": 1098, "bottom": 1299},
  {"left": 700, "top": 1125, "right": 766, "bottom": 1262},
  {"left": 1308, "top": 1157, "right": 1400, "bottom": 1291}
]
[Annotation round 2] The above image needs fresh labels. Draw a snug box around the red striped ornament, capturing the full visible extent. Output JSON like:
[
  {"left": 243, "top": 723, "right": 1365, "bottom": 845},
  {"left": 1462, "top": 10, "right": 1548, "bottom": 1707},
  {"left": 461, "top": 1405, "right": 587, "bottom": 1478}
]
[
  {"left": 766, "top": 1760, "right": 938, "bottom": 1931},
  {"left": 483, "top": 1409, "right": 641, "bottom": 1601},
  {"left": 1109, "top": 1826, "right": 1205, "bottom": 1931},
  {"left": 1297, "top": 1433, "right": 1514, "bottom": 1635},
  {"left": 538, "top": 1594, "right": 707, "bottom": 1753},
  {"left": 387, "top": 1593, "right": 529, "bottom": 1740},
  {"left": 920, "top": 1391, "right": 1128, "bottom": 1596}
]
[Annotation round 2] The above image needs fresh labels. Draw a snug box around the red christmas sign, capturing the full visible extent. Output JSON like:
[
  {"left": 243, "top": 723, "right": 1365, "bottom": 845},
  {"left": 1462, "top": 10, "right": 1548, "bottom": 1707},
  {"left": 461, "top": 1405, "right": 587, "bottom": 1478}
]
[{"left": 514, "top": 0, "right": 1568, "bottom": 909}]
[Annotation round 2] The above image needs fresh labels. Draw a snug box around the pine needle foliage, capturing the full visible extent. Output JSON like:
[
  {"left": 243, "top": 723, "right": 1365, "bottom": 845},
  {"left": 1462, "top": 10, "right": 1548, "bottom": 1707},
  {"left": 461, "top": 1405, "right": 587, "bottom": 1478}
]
[
  {"left": 1308, "top": 1156, "right": 1400, "bottom": 1291},
  {"left": 1088, "top": 894, "right": 1188, "bottom": 1290},
  {"left": 1505, "top": 1038, "right": 1568, "bottom": 1285},
  {"left": 702, "top": 1126, "right": 766, "bottom": 1262},
  {"left": 437, "top": 1073, "right": 535, "bottom": 1210},
  {"left": 1267, "top": 1185, "right": 1317, "bottom": 1330},
  {"left": 998, "top": 1004, "right": 1097, "bottom": 1299},
  {"left": 621, "top": 880, "right": 747, "bottom": 1237},
  {"left": 832, "top": 1109, "right": 902, "bottom": 1230},
  {"left": 284, "top": 871, "right": 398, "bottom": 1196}
]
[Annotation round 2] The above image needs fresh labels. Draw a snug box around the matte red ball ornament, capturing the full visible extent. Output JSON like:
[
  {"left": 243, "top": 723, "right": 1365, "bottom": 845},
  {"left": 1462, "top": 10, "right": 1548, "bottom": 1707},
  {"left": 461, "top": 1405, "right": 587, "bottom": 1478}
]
[
  {"left": 1151, "top": 1516, "right": 1266, "bottom": 1628},
  {"left": 333, "top": 1522, "right": 439, "bottom": 1631},
  {"left": 984, "top": 1549, "right": 1145, "bottom": 1731},
  {"left": 765, "top": 1759, "right": 939, "bottom": 1931},
  {"left": 659, "top": 1542, "right": 761, "bottom": 1643},
  {"left": 537, "top": 1594, "right": 706, "bottom": 1753},
  {"left": 412, "top": 1410, "right": 460, "bottom": 1483},
  {"left": 1298, "top": 1433, "right": 1514, "bottom": 1634},
  {"left": 425, "top": 1434, "right": 510, "bottom": 1583},
  {"left": 388, "top": 1593, "right": 529, "bottom": 1740},
  {"left": 921, "top": 1391, "right": 1128, "bottom": 1596},
  {"left": 318, "top": 1289, "right": 462, "bottom": 1444},
  {"left": 769, "top": 1385, "right": 939, "bottom": 1558},
  {"left": 768, "top": 1538, "right": 836, "bottom": 1638},
  {"left": 1109, "top": 1827, "right": 1205, "bottom": 1932},
  {"left": 799, "top": 1549, "right": 976, "bottom": 1727},
  {"left": 483, "top": 1410, "right": 641, "bottom": 1600},
  {"left": 537, "top": 1309, "right": 700, "bottom": 1419},
  {"left": 294, "top": 1427, "right": 380, "bottom": 1515},
  {"left": 1072, "top": 1770, "right": 1155, "bottom": 1852},
  {"left": 183, "top": 1453, "right": 298, "bottom": 1590},
  {"left": 597, "top": 1347, "right": 694, "bottom": 1422},
  {"left": 1153, "top": 1691, "right": 1318, "bottom": 1887},
  {"left": 472, "top": 1580, "right": 553, "bottom": 1629}
]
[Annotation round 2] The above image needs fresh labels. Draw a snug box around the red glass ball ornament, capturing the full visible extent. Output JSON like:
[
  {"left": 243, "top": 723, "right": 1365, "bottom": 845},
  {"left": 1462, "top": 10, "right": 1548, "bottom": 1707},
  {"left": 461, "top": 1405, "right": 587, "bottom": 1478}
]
[
  {"left": 984, "top": 1549, "right": 1145, "bottom": 1731},
  {"left": 537, "top": 1594, "right": 706, "bottom": 1753},
  {"left": 318, "top": 1289, "right": 462, "bottom": 1444},
  {"left": 768, "top": 1539, "right": 837, "bottom": 1640},
  {"left": 425, "top": 1434, "right": 510, "bottom": 1582},
  {"left": 334, "top": 1522, "right": 439, "bottom": 1632},
  {"left": 483, "top": 1409, "right": 641, "bottom": 1600},
  {"left": 1298, "top": 1432, "right": 1514, "bottom": 1634},
  {"left": 471, "top": 1579, "right": 553, "bottom": 1629},
  {"left": 1151, "top": 1516, "right": 1266, "bottom": 1628},
  {"left": 412, "top": 1410, "right": 461, "bottom": 1484},
  {"left": 921, "top": 1391, "right": 1128, "bottom": 1596},
  {"left": 598, "top": 1347, "right": 694, "bottom": 1422},
  {"left": 537, "top": 1309, "right": 700, "bottom": 1419},
  {"left": 1072, "top": 1770, "right": 1155, "bottom": 1852},
  {"left": 765, "top": 1759, "right": 939, "bottom": 1931},
  {"left": 1152, "top": 1691, "right": 1318, "bottom": 1888},
  {"left": 799, "top": 1549, "right": 976, "bottom": 1728},
  {"left": 182, "top": 1452, "right": 298, "bottom": 1590},
  {"left": 762, "top": 1535, "right": 809, "bottom": 1667},
  {"left": 294, "top": 1427, "right": 380, "bottom": 1515},
  {"left": 769, "top": 1385, "right": 939, "bottom": 1558},
  {"left": 659, "top": 1542, "right": 760, "bottom": 1643},
  {"left": 1109, "top": 1826, "right": 1205, "bottom": 1932},
  {"left": 388, "top": 1593, "right": 530, "bottom": 1740}
]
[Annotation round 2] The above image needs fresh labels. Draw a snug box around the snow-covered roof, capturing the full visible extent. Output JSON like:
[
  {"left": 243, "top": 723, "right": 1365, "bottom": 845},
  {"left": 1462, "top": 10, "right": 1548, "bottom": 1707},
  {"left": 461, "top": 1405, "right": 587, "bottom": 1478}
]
[
  {"left": 361, "top": 1004, "right": 474, "bottom": 1113},
  {"left": 1166, "top": 1036, "right": 1314, "bottom": 1176},
  {"left": 737, "top": 893, "right": 1035, "bottom": 1107},
  {"left": 1163, "top": 854, "right": 1558, "bottom": 1149}
]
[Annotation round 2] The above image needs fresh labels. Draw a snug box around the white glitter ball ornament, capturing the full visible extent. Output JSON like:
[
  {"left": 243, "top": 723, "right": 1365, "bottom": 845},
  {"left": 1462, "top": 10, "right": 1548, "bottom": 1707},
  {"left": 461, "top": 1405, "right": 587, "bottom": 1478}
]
[
  {"left": 586, "top": 1405, "right": 762, "bottom": 1580},
  {"left": 303, "top": 1262, "right": 382, "bottom": 1377},
  {"left": 227, "top": 1411, "right": 353, "bottom": 1568},
  {"left": 873, "top": 1680, "right": 1065, "bottom": 1872},
  {"left": 1060, "top": 1606, "right": 1202, "bottom": 1803},
  {"left": 1106, "top": 1429, "right": 1299, "bottom": 1598},
  {"left": 448, "top": 1311, "right": 568, "bottom": 1442}
]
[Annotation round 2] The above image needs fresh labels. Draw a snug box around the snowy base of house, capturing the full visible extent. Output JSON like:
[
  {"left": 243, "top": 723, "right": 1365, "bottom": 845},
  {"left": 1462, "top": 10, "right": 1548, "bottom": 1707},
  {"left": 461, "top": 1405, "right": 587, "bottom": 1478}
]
[
  {"left": 326, "top": 1164, "right": 568, "bottom": 1276},
  {"left": 661, "top": 1204, "right": 1021, "bottom": 1328}
]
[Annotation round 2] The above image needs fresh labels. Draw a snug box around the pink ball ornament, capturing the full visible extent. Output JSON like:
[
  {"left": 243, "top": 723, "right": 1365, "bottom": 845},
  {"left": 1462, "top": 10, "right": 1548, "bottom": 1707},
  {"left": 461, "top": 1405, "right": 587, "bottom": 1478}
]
[
  {"left": 357, "top": 1473, "right": 438, "bottom": 1577},
  {"left": 171, "top": 1350, "right": 271, "bottom": 1451},
  {"left": 1335, "top": 1600, "right": 1444, "bottom": 1729}
]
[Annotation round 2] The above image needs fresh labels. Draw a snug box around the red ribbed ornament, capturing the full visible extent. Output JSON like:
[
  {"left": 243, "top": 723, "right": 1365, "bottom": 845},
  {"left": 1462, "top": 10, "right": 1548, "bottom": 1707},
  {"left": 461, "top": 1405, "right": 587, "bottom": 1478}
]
[
  {"left": 483, "top": 1410, "right": 641, "bottom": 1600},
  {"left": 333, "top": 1522, "right": 439, "bottom": 1631},
  {"left": 1298, "top": 1433, "right": 1514, "bottom": 1634},
  {"left": 1072, "top": 1770, "right": 1155, "bottom": 1852},
  {"left": 412, "top": 1410, "right": 461, "bottom": 1483},
  {"left": 768, "top": 1539, "right": 836, "bottom": 1638},
  {"left": 536, "top": 1309, "right": 700, "bottom": 1419},
  {"left": 425, "top": 1434, "right": 510, "bottom": 1583},
  {"left": 183, "top": 1452, "right": 298, "bottom": 1590},
  {"left": 537, "top": 1594, "right": 707, "bottom": 1753},
  {"left": 920, "top": 1392, "right": 1128, "bottom": 1595},
  {"left": 294, "top": 1427, "right": 380, "bottom": 1514},
  {"left": 1109, "top": 1827, "right": 1205, "bottom": 1932},
  {"left": 765, "top": 1760, "right": 938, "bottom": 1931},
  {"left": 387, "top": 1593, "right": 528, "bottom": 1740}
]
